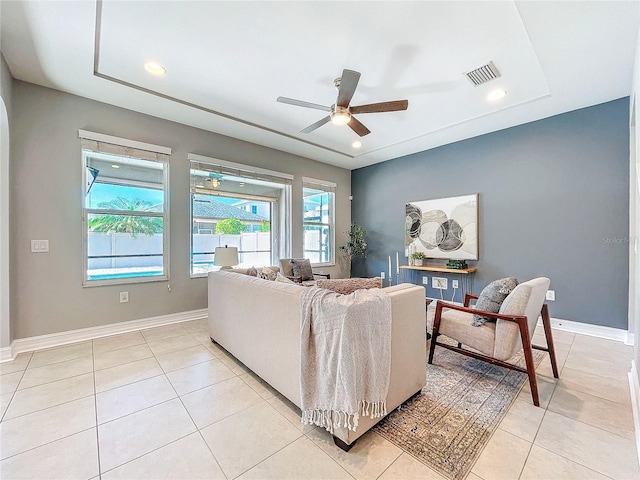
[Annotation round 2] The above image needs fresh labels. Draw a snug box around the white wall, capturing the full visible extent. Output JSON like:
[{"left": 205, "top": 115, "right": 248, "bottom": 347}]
[
  {"left": 0, "top": 53, "right": 12, "bottom": 348},
  {"left": 632, "top": 20, "right": 640, "bottom": 407}
]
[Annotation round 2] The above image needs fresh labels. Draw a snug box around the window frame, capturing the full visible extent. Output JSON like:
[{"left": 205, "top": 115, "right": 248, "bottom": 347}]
[
  {"left": 80, "top": 132, "right": 171, "bottom": 287},
  {"left": 302, "top": 177, "right": 336, "bottom": 267},
  {"left": 188, "top": 154, "right": 292, "bottom": 278}
]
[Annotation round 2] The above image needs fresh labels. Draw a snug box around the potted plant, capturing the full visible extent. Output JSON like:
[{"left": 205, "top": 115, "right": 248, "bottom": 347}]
[
  {"left": 339, "top": 223, "right": 368, "bottom": 275},
  {"left": 410, "top": 251, "right": 426, "bottom": 266}
]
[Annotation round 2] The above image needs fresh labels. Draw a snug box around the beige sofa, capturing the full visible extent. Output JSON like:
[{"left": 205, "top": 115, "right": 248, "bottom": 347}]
[{"left": 208, "top": 269, "right": 427, "bottom": 450}]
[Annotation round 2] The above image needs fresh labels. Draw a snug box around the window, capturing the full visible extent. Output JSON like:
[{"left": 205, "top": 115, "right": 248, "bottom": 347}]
[
  {"left": 303, "top": 177, "right": 335, "bottom": 265},
  {"left": 80, "top": 131, "right": 170, "bottom": 286},
  {"left": 189, "top": 154, "right": 292, "bottom": 277}
]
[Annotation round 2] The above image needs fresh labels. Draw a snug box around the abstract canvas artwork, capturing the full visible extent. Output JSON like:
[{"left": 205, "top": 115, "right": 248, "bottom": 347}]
[{"left": 405, "top": 194, "right": 478, "bottom": 260}]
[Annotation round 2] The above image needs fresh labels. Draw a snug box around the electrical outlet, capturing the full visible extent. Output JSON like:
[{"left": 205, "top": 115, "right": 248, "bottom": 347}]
[
  {"left": 422, "top": 276, "right": 429, "bottom": 285},
  {"left": 380, "top": 272, "right": 385, "bottom": 280},
  {"left": 452, "top": 280, "right": 459, "bottom": 289},
  {"left": 432, "top": 277, "right": 448, "bottom": 290},
  {"left": 546, "top": 290, "right": 555, "bottom": 301},
  {"left": 119, "top": 291, "right": 129, "bottom": 303}
]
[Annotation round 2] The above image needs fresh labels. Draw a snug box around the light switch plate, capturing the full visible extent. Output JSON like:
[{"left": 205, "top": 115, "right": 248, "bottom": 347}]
[{"left": 31, "top": 240, "right": 49, "bottom": 253}]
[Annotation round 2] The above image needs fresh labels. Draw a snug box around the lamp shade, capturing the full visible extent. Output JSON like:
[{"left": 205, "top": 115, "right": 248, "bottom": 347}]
[{"left": 214, "top": 246, "right": 239, "bottom": 269}]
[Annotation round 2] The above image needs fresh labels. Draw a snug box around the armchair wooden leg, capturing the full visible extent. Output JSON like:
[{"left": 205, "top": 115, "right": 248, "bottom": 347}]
[
  {"left": 518, "top": 320, "right": 540, "bottom": 407},
  {"left": 428, "top": 303, "right": 443, "bottom": 364},
  {"left": 541, "top": 304, "right": 559, "bottom": 379}
]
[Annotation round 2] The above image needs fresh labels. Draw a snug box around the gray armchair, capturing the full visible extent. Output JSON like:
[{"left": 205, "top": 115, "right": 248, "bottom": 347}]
[
  {"left": 428, "top": 277, "right": 558, "bottom": 406},
  {"left": 278, "top": 258, "right": 330, "bottom": 285}
]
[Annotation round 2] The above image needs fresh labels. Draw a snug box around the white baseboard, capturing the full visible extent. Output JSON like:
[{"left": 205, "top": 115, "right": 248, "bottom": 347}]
[
  {"left": 538, "top": 316, "right": 633, "bottom": 346},
  {"left": 629, "top": 361, "right": 640, "bottom": 467},
  {"left": 0, "top": 308, "right": 208, "bottom": 363}
]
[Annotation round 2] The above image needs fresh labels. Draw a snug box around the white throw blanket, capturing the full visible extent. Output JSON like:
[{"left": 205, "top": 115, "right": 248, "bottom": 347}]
[{"left": 300, "top": 286, "right": 392, "bottom": 434}]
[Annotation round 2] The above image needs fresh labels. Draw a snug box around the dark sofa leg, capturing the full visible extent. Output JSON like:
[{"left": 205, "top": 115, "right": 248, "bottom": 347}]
[
  {"left": 409, "top": 389, "right": 423, "bottom": 401},
  {"left": 333, "top": 436, "right": 356, "bottom": 452}
]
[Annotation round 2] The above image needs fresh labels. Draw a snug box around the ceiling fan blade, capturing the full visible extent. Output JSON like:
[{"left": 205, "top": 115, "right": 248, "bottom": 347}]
[
  {"left": 277, "top": 96, "right": 331, "bottom": 112},
  {"left": 336, "top": 69, "right": 361, "bottom": 107},
  {"left": 350, "top": 100, "right": 408, "bottom": 114},
  {"left": 301, "top": 116, "right": 331, "bottom": 133},
  {"left": 348, "top": 116, "right": 371, "bottom": 137}
]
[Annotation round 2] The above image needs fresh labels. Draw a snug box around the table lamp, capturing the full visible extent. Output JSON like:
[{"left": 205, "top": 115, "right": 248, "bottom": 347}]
[{"left": 214, "top": 246, "right": 239, "bottom": 270}]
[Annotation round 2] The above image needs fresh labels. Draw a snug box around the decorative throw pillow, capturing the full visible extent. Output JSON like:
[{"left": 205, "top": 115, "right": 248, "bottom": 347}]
[
  {"left": 472, "top": 277, "right": 519, "bottom": 326},
  {"left": 275, "top": 273, "right": 297, "bottom": 284},
  {"left": 258, "top": 267, "right": 277, "bottom": 281},
  {"left": 290, "top": 258, "right": 314, "bottom": 281},
  {"left": 246, "top": 266, "right": 258, "bottom": 277},
  {"left": 316, "top": 277, "right": 382, "bottom": 295}
]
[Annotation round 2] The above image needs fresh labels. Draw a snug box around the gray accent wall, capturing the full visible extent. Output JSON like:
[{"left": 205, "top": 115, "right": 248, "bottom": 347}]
[
  {"left": 10, "top": 81, "right": 351, "bottom": 340},
  {"left": 352, "top": 98, "right": 630, "bottom": 329}
]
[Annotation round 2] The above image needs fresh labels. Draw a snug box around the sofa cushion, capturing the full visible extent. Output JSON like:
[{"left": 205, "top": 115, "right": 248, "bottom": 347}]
[
  {"left": 472, "top": 277, "right": 519, "bottom": 326},
  {"left": 246, "top": 266, "right": 258, "bottom": 277},
  {"left": 316, "top": 277, "right": 382, "bottom": 295},
  {"left": 275, "top": 273, "right": 297, "bottom": 284},
  {"left": 291, "top": 258, "right": 314, "bottom": 281},
  {"left": 258, "top": 267, "right": 278, "bottom": 281}
]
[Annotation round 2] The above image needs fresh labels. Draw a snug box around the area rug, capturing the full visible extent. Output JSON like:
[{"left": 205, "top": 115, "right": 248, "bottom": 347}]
[{"left": 373, "top": 344, "right": 545, "bottom": 480}]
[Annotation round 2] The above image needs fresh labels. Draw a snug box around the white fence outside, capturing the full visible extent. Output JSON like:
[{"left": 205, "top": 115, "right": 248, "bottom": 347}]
[
  {"left": 88, "top": 232, "right": 273, "bottom": 273},
  {"left": 192, "top": 232, "right": 271, "bottom": 270}
]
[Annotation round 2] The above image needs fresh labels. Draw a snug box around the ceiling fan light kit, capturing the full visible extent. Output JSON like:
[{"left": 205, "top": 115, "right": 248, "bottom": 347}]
[
  {"left": 330, "top": 106, "right": 351, "bottom": 125},
  {"left": 277, "top": 68, "right": 408, "bottom": 138}
]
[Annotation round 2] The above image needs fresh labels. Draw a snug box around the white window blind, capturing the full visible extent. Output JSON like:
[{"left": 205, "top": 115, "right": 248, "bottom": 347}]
[
  {"left": 188, "top": 153, "right": 293, "bottom": 185},
  {"left": 302, "top": 177, "right": 336, "bottom": 192},
  {"left": 79, "top": 130, "right": 171, "bottom": 163}
]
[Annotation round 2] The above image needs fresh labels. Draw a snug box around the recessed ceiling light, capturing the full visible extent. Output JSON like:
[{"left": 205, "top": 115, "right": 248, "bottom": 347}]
[
  {"left": 111, "top": 164, "right": 120, "bottom": 169},
  {"left": 487, "top": 89, "right": 507, "bottom": 101},
  {"left": 352, "top": 141, "right": 362, "bottom": 149},
  {"left": 144, "top": 62, "right": 166, "bottom": 76}
]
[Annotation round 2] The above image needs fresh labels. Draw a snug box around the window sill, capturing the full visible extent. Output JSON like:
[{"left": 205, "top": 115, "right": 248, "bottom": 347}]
[
  {"left": 82, "top": 275, "right": 169, "bottom": 287},
  {"left": 311, "top": 262, "right": 335, "bottom": 268}
]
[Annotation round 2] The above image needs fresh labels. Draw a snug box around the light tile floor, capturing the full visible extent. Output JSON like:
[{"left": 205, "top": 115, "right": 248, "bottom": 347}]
[{"left": 0, "top": 320, "right": 638, "bottom": 479}]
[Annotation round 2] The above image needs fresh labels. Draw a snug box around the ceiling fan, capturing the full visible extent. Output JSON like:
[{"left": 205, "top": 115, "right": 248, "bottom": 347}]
[{"left": 277, "top": 69, "right": 408, "bottom": 137}]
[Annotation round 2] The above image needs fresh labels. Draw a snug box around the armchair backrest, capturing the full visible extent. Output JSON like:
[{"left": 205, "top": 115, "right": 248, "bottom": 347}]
[
  {"left": 493, "top": 277, "right": 550, "bottom": 361},
  {"left": 279, "top": 258, "right": 294, "bottom": 277}
]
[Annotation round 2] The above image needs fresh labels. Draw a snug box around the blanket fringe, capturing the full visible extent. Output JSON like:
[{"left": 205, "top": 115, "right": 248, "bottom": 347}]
[
  {"left": 359, "top": 400, "right": 387, "bottom": 419},
  {"left": 301, "top": 401, "right": 387, "bottom": 434}
]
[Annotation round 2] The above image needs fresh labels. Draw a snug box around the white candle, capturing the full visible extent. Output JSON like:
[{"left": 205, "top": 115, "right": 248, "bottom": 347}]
[
  {"left": 388, "top": 256, "right": 392, "bottom": 282},
  {"left": 396, "top": 252, "right": 400, "bottom": 274}
]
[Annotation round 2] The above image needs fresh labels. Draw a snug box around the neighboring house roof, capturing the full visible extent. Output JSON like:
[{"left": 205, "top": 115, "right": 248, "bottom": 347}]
[{"left": 193, "top": 195, "right": 266, "bottom": 222}]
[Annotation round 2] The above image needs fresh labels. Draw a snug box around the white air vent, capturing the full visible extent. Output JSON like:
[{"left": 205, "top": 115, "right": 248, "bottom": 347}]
[{"left": 464, "top": 61, "right": 501, "bottom": 86}]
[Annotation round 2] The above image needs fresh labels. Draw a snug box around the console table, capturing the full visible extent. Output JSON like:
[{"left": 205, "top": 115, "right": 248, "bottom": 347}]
[{"left": 399, "top": 265, "right": 477, "bottom": 302}]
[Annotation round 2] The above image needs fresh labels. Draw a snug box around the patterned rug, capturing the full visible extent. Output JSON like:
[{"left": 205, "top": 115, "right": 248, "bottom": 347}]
[{"left": 373, "top": 343, "right": 545, "bottom": 480}]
